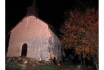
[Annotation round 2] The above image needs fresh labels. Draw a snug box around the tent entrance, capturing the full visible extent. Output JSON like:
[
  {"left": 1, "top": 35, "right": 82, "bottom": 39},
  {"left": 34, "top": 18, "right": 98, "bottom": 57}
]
[{"left": 21, "top": 43, "right": 27, "bottom": 56}]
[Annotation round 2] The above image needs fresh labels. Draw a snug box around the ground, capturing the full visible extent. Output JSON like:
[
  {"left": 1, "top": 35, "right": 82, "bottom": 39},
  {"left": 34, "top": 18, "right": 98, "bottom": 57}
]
[
  {"left": 6, "top": 57, "right": 94, "bottom": 70},
  {"left": 6, "top": 64, "right": 94, "bottom": 70},
  {"left": 6, "top": 63, "right": 94, "bottom": 70}
]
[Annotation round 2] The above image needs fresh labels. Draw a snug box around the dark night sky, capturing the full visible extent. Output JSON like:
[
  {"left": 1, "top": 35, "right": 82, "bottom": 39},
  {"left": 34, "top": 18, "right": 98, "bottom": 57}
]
[{"left": 6, "top": 0, "right": 98, "bottom": 34}]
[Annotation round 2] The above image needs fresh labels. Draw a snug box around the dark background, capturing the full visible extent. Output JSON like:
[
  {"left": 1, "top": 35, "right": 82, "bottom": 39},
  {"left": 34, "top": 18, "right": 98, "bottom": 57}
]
[{"left": 6, "top": 0, "right": 98, "bottom": 53}]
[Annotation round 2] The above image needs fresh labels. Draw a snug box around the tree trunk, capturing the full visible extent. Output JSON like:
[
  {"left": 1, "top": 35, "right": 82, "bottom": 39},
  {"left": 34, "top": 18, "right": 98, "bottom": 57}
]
[
  {"left": 83, "top": 52, "right": 86, "bottom": 70},
  {"left": 80, "top": 53, "right": 83, "bottom": 70},
  {"left": 93, "top": 57, "right": 98, "bottom": 70},
  {"left": 83, "top": 56, "right": 85, "bottom": 70}
]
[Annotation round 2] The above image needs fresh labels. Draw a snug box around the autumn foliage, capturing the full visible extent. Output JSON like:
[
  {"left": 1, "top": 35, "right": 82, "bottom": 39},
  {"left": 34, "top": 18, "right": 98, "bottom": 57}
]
[{"left": 60, "top": 8, "right": 98, "bottom": 69}]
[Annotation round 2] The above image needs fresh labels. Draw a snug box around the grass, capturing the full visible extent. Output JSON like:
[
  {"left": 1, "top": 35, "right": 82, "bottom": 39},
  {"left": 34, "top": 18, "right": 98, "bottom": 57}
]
[{"left": 6, "top": 62, "right": 79, "bottom": 70}]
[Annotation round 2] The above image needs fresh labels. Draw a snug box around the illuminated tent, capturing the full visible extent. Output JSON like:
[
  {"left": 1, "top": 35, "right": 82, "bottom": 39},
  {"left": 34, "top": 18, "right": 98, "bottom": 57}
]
[{"left": 6, "top": 0, "right": 62, "bottom": 61}]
